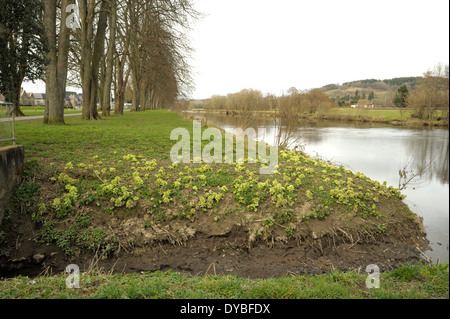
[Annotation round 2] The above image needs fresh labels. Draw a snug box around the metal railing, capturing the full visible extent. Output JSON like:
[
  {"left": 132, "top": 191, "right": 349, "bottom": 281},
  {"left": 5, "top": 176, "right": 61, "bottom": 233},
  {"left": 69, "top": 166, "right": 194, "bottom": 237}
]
[{"left": 0, "top": 102, "right": 16, "bottom": 145}]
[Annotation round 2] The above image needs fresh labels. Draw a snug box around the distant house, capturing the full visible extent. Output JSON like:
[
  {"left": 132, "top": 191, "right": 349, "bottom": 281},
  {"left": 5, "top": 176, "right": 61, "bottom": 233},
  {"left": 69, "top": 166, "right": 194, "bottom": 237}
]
[
  {"left": 351, "top": 100, "right": 376, "bottom": 109},
  {"left": 34, "top": 93, "right": 46, "bottom": 106},
  {"left": 19, "top": 89, "right": 35, "bottom": 106},
  {"left": 19, "top": 88, "right": 25, "bottom": 103},
  {"left": 76, "top": 94, "right": 83, "bottom": 106},
  {"left": 24, "top": 92, "right": 34, "bottom": 106},
  {"left": 66, "top": 92, "right": 82, "bottom": 109}
]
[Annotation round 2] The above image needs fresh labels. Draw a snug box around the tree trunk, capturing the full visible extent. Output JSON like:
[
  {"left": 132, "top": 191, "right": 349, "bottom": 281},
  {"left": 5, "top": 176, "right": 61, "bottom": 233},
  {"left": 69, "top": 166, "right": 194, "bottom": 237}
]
[
  {"left": 102, "top": 0, "right": 116, "bottom": 116},
  {"left": 81, "top": 0, "right": 108, "bottom": 120},
  {"left": 12, "top": 87, "right": 25, "bottom": 117},
  {"left": 80, "top": 0, "right": 94, "bottom": 120},
  {"left": 114, "top": 58, "right": 130, "bottom": 115},
  {"left": 43, "top": 0, "right": 70, "bottom": 125},
  {"left": 140, "top": 81, "right": 147, "bottom": 111},
  {"left": 133, "top": 83, "right": 140, "bottom": 112},
  {"left": 114, "top": 59, "right": 124, "bottom": 115}
]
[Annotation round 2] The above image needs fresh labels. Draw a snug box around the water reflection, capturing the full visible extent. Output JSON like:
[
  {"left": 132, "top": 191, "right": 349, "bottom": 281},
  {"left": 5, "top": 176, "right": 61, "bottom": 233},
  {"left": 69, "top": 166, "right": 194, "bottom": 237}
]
[
  {"left": 404, "top": 130, "right": 449, "bottom": 185},
  {"left": 187, "top": 111, "right": 449, "bottom": 263}
]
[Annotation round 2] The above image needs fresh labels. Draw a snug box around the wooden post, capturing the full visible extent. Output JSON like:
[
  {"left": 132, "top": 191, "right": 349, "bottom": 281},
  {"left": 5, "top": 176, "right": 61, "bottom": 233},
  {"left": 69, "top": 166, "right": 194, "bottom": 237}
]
[{"left": 12, "top": 104, "right": 16, "bottom": 146}]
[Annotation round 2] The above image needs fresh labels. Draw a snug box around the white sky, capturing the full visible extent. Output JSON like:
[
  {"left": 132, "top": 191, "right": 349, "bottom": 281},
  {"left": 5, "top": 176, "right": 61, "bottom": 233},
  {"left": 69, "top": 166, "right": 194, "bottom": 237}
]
[
  {"left": 188, "top": 0, "right": 450, "bottom": 99},
  {"left": 24, "top": 0, "right": 450, "bottom": 100}
]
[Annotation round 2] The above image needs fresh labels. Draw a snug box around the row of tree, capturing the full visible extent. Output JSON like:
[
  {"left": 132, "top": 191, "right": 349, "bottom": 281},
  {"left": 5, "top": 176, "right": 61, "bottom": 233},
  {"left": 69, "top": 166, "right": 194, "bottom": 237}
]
[
  {"left": 406, "top": 64, "right": 449, "bottom": 121},
  {"left": 390, "top": 64, "right": 449, "bottom": 121},
  {"left": 333, "top": 90, "right": 376, "bottom": 106},
  {"left": 0, "top": 0, "right": 198, "bottom": 123},
  {"left": 203, "top": 88, "right": 335, "bottom": 115}
]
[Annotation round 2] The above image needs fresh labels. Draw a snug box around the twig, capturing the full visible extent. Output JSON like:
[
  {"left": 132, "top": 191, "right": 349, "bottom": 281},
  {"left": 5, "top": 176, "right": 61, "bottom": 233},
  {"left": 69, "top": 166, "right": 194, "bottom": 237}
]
[
  {"left": 159, "top": 242, "right": 167, "bottom": 254},
  {"left": 398, "top": 154, "right": 436, "bottom": 190},
  {"left": 205, "top": 263, "right": 216, "bottom": 276},
  {"left": 93, "top": 170, "right": 105, "bottom": 183},
  {"left": 416, "top": 246, "right": 431, "bottom": 264}
]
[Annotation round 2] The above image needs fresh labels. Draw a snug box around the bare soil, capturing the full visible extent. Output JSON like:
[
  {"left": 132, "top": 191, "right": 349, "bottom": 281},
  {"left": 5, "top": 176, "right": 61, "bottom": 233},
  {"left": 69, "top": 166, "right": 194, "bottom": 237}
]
[{"left": 0, "top": 205, "right": 430, "bottom": 279}]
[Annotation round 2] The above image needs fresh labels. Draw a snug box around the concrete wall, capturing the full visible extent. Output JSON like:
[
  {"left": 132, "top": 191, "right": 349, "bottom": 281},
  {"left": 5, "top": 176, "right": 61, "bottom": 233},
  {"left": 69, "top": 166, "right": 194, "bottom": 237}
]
[{"left": 0, "top": 145, "right": 25, "bottom": 226}]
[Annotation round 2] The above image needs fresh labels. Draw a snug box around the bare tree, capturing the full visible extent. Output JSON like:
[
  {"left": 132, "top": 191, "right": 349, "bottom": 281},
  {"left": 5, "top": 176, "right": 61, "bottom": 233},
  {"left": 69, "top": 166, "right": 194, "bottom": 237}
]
[
  {"left": 101, "top": 0, "right": 116, "bottom": 116},
  {"left": 127, "top": 0, "right": 198, "bottom": 111},
  {"left": 407, "top": 64, "right": 449, "bottom": 121},
  {"left": 79, "top": 0, "right": 109, "bottom": 120},
  {"left": 113, "top": 1, "right": 131, "bottom": 115},
  {"left": 44, "top": 0, "right": 199, "bottom": 119}
]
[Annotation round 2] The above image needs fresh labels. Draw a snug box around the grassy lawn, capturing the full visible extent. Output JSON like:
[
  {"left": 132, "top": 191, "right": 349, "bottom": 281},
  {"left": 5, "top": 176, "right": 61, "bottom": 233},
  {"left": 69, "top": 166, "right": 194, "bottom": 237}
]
[
  {"left": 325, "top": 107, "right": 448, "bottom": 125},
  {"left": 0, "top": 106, "right": 82, "bottom": 118},
  {"left": 9, "top": 110, "right": 186, "bottom": 164},
  {"left": 0, "top": 110, "right": 447, "bottom": 299},
  {"left": 0, "top": 263, "right": 448, "bottom": 299}
]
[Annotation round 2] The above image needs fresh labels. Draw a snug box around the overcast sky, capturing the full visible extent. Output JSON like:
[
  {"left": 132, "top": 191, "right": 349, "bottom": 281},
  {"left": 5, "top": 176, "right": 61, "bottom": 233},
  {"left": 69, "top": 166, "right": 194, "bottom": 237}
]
[
  {"left": 24, "top": 0, "right": 449, "bottom": 100},
  {"left": 188, "top": 0, "right": 450, "bottom": 99}
]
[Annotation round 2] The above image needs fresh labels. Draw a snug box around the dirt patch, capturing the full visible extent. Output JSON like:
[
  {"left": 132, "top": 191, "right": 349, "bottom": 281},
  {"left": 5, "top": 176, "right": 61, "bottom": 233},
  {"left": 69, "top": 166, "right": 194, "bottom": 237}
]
[{"left": 0, "top": 209, "right": 430, "bottom": 279}]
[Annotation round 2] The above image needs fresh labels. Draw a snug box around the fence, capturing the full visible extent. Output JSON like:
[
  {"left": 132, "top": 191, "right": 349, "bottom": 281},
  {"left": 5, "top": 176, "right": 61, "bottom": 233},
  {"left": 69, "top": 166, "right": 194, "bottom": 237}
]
[{"left": 0, "top": 102, "right": 16, "bottom": 145}]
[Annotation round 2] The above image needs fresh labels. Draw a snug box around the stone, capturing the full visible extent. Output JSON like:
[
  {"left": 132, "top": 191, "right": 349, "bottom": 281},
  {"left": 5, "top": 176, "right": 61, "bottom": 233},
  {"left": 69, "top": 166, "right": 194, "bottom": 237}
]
[
  {"left": 10, "top": 256, "right": 26, "bottom": 263},
  {"left": 33, "top": 254, "right": 45, "bottom": 263}
]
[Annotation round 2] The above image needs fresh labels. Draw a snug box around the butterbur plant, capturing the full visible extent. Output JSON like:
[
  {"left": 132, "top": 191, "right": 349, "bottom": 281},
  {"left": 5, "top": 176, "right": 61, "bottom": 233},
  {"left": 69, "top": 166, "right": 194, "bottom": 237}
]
[{"left": 52, "top": 184, "right": 78, "bottom": 218}]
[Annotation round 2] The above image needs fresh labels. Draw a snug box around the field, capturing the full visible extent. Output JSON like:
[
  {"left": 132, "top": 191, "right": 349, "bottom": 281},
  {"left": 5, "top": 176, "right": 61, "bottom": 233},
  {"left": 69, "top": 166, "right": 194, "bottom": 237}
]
[
  {"left": 328, "top": 108, "right": 411, "bottom": 120},
  {"left": 0, "top": 110, "right": 447, "bottom": 299},
  {"left": 305, "top": 107, "right": 447, "bottom": 126}
]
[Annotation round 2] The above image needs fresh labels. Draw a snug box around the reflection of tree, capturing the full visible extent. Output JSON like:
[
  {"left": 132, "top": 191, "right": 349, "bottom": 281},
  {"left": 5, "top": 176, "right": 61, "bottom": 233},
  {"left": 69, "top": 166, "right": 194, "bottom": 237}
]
[
  {"left": 297, "top": 125, "right": 324, "bottom": 145},
  {"left": 405, "top": 130, "right": 449, "bottom": 185},
  {"left": 233, "top": 114, "right": 253, "bottom": 132},
  {"left": 193, "top": 112, "right": 321, "bottom": 150}
]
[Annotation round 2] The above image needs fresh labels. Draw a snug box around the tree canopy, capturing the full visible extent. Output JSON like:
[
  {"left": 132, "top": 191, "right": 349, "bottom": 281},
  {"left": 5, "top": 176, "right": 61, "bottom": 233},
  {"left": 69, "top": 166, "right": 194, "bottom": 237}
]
[{"left": 0, "top": 0, "right": 47, "bottom": 116}]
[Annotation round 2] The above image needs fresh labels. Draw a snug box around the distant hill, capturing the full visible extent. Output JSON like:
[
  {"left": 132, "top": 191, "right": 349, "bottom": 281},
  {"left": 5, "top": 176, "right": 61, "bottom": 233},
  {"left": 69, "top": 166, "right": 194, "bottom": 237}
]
[{"left": 320, "top": 76, "right": 421, "bottom": 107}]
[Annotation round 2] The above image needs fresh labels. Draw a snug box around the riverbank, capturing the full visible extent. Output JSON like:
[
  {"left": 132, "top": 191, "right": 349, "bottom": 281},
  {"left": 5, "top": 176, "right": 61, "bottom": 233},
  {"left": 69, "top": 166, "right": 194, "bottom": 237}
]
[
  {"left": 190, "top": 108, "right": 449, "bottom": 128},
  {"left": 0, "top": 110, "right": 441, "bottom": 297}
]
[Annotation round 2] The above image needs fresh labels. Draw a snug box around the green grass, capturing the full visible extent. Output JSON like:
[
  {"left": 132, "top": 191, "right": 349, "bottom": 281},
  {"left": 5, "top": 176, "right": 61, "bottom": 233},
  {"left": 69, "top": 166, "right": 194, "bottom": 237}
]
[
  {"left": 0, "top": 263, "right": 448, "bottom": 299},
  {"left": 323, "top": 107, "right": 447, "bottom": 124},
  {"left": 0, "top": 106, "right": 81, "bottom": 118},
  {"left": 329, "top": 108, "right": 412, "bottom": 120}
]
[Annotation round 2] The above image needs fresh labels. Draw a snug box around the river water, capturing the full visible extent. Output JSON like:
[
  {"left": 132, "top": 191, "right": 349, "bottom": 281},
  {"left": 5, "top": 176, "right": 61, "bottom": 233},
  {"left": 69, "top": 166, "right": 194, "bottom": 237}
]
[{"left": 186, "top": 111, "right": 449, "bottom": 264}]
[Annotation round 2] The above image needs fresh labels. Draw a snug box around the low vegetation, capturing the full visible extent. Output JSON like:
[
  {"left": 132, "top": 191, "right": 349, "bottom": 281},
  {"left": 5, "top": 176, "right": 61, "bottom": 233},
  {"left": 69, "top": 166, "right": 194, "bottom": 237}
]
[{"left": 0, "top": 262, "right": 448, "bottom": 299}]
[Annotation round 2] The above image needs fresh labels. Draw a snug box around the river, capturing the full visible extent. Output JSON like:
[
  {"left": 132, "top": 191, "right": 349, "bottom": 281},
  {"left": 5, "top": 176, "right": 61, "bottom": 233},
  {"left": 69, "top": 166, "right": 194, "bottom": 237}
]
[{"left": 186, "top": 111, "right": 449, "bottom": 264}]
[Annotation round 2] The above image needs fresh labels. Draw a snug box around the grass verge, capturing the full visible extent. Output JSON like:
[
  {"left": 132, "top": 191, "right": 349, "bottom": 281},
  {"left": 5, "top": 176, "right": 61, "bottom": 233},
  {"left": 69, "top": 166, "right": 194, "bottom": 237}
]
[{"left": 0, "top": 262, "right": 448, "bottom": 299}]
